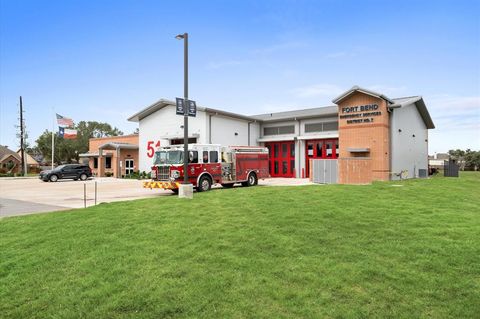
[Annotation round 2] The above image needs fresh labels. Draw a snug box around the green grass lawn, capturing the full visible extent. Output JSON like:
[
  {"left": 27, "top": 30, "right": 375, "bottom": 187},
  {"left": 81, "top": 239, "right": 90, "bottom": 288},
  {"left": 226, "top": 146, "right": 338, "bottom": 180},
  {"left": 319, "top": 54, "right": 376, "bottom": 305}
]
[{"left": 1, "top": 173, "right": 479, "bottom": 318}]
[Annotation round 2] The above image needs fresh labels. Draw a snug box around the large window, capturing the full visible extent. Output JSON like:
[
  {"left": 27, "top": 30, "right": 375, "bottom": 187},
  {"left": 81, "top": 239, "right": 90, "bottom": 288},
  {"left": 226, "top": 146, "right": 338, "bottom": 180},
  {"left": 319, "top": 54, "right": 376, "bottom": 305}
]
[
  {"left": 304, "top": 121, "right": 338, "bottom": 133},
  {"left": 263, "top": 125, "right": 295, "bottom": 136}
]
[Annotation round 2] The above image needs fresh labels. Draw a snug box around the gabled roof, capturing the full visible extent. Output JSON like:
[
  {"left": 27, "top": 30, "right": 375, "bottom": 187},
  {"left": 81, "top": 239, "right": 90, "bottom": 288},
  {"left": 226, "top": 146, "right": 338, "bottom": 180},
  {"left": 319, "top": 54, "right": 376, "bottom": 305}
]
[
  {"left": 0, "top": 145, "right": 21, "bottom": 163},
  {"left": 332, "top": 85, "right": 395, "bottom": 104},
  {"left": 391, "top": 96, "right": 435, "bottom": 129},
  {"left": 128, "top": 99, "right": 257, "bottom": 122},
  {"left": 16, "top": 150, "right": 40, "bottom": 165},
  {"left": 332, "top": 86, "right": 434, "bottom": 129}
]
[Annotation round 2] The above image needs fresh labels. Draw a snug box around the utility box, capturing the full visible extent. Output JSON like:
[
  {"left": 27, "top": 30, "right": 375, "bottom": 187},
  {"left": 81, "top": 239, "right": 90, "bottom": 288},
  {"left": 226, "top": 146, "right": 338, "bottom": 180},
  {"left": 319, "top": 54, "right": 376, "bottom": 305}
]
[{"left": 444, "top": 160, "right": 459, "bottom": 177}]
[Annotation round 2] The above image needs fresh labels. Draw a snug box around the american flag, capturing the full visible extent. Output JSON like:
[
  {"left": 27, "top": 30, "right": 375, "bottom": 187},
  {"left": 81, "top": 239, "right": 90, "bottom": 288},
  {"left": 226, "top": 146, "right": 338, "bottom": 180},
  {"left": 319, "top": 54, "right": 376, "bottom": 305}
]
[{"left": 56, "top": 113, "right": 74, "bottom": 127}]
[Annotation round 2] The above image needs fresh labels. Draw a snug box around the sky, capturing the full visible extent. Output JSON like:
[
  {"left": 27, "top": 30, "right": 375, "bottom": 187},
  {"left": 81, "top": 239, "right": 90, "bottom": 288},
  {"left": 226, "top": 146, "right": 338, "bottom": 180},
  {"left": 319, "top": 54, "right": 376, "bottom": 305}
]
[{"left": 1, "top": 0, "right": 479, "bottom": 154}]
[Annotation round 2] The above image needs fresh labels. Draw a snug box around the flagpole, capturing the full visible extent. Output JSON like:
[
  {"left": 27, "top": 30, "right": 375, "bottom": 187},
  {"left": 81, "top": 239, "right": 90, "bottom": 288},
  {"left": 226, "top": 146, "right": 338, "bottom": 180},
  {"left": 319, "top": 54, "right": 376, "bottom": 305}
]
[{"left": 51, "top": 109, "right": 55, "bottom": 170}]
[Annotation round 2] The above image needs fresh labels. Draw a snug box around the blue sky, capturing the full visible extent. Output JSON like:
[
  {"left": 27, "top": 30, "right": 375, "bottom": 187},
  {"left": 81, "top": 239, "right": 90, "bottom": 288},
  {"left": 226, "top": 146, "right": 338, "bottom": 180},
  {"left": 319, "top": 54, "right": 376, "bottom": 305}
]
[{"left": 1, "top": 0, "right": 479, "bottom": 154}]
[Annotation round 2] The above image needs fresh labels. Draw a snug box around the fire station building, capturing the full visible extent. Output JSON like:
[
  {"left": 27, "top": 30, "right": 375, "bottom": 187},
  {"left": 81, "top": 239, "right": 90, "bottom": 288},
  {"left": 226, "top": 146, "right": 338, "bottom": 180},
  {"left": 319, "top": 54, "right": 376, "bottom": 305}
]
[{"left": 128, "top": 86, "right": 434, "bottom": 184}]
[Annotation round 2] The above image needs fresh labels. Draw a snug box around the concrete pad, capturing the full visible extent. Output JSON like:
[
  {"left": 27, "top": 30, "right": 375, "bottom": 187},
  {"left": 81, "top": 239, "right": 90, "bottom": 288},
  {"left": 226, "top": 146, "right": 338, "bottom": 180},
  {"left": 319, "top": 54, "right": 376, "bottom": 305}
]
[
  {"left": 0, "top": 198, "right": 67, "bottom": 218},
  {"left": 0, "top": 178, "right": 172, "bottom": 218},
  {"left": 258, "top": 178, "right": 314, "bottom": 186},
  {"left": 0, "top": 177, "right": 313, "bottom": 218}
]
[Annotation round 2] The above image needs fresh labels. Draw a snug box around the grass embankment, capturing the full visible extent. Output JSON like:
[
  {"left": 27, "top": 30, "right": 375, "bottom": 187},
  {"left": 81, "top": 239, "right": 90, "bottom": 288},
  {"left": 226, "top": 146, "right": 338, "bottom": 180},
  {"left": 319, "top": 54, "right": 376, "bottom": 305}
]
[{"left": 1, "top": 173, "right": 479, "bottom": 318}]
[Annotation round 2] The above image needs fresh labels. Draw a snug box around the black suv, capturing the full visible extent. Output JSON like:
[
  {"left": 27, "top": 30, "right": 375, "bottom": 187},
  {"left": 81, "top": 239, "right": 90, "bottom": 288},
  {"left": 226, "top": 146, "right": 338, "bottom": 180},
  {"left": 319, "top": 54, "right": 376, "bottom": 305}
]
[{"left": 40, "top": 164, "right": 93, "bottom": 182}]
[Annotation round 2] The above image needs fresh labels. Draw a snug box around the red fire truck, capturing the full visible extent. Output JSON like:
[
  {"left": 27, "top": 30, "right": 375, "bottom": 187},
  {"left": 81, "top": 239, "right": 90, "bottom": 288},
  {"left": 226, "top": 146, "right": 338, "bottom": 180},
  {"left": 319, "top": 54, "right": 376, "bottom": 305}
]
[{"left": 144, "top": 144, "right": 269, "bottom": 192}]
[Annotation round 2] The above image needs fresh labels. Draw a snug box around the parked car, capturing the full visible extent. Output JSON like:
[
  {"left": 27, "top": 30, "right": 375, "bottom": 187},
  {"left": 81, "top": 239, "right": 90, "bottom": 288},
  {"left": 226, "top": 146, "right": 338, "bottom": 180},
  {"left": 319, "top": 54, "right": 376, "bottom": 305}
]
[{"left": 39, "top": 164, "right": 92, "bottom": 182}]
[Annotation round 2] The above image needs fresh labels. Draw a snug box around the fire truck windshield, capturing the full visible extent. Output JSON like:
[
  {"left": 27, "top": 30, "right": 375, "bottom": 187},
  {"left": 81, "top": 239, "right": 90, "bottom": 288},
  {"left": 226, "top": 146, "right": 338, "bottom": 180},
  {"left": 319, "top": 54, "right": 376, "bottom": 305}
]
[{"left": 154, "top": 150, "right": 183, "bottom": 165}]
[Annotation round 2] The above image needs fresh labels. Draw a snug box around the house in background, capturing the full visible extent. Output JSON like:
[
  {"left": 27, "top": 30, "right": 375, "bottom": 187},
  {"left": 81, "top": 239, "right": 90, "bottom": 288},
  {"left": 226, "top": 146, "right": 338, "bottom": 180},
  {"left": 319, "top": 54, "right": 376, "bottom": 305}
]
[
  {"left": 79, "top": 134, "right": 139, "bottom": 178},
  {"left": 16, "top": 149, "right": 40, "bottom": 173},
  {"left": 0, "top": 145, "right": 21, "bottom": 173}
]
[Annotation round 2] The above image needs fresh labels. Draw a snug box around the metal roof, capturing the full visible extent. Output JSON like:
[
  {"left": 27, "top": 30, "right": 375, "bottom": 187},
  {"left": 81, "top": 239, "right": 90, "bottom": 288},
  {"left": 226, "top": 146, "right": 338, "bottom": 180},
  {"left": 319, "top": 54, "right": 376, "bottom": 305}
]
[
  {"left": 98, "top": 142, "right": 138, "bottom": 150},
  {"left": 332, "top": 85, "right": 395, "bottom": 104},
  {"left": 128, "top": 86, "right": 434, "bottom": 129},
  {"left": 390, "top": 96, "right": 435, "bottom": 129},
  {"left": 128, "top": 99, "right": 257, "bottom": 122},
  {"left": 252, "top": 106, "right": 338, "bottom": 122}
]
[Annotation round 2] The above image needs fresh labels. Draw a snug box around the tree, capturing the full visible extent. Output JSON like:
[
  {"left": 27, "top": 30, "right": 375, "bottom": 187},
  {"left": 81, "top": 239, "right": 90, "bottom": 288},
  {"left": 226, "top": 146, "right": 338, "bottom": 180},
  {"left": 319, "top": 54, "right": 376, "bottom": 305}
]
[
  {"left": 448, "top": 149, "right": 480, "bottom": 171},
  {"left": 35, "top": 121, "right": 123, "bottom": 164},
  {"left": 464, "top": 149, "right": 480, "bottom": 171},
  {"left": 448, "top": 149, "right": 466, "bottom": 170}
]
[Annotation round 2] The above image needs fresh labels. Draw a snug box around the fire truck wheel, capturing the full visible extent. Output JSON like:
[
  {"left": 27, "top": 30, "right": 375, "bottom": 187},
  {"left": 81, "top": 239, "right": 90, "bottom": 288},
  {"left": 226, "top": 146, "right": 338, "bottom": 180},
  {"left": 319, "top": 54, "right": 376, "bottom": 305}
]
[
  {"left": 198, "top": 175, "right": 212, "bottom": 192},
  {"left": 243, "top": 172, "right": 258, "bottom": 187},
  {"left": 172, "top": 189, "right": 179, "bottom": 195}
]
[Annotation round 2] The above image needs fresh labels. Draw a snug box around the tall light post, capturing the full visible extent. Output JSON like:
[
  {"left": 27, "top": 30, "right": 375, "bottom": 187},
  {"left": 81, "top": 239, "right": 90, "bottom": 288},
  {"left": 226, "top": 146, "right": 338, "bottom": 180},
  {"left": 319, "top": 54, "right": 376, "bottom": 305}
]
[{"left": 175, "top": 32, "right": 189, "bottom": 185}]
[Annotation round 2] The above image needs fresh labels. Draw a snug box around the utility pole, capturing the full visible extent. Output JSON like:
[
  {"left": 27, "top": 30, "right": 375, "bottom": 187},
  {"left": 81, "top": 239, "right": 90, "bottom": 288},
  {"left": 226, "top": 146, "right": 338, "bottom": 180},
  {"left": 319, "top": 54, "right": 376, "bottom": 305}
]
[{"left": 19, "top": 96, "right": 25, "bottom": 176}]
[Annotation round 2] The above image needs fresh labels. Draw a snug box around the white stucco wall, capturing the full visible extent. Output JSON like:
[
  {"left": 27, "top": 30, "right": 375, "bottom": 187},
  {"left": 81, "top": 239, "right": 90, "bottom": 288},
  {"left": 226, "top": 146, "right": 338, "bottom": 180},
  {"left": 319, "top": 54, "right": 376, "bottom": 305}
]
[
  {"left": 390, "top": 103, "right": 429, "bottom": 179},
  {"left": 138, "top": 105, "right": 207, "bottom": 172},
  {"left": 209, "top": 114, "right": 250, "bottom": 146}
]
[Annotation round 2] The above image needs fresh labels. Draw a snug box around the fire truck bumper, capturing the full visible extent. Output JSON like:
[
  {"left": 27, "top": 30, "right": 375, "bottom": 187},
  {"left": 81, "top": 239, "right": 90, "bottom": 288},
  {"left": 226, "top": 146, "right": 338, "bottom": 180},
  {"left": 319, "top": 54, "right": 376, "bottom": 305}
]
[{"left": 143, "top": 181, "right": 181, "bottom": 190}]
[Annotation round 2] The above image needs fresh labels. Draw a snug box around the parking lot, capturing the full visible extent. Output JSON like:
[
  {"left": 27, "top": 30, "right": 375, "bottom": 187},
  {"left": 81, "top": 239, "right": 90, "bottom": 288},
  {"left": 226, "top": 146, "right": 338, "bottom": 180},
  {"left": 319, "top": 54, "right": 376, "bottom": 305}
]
[{"left": 0, "top": 177, "right": 313, "bottom": 218}]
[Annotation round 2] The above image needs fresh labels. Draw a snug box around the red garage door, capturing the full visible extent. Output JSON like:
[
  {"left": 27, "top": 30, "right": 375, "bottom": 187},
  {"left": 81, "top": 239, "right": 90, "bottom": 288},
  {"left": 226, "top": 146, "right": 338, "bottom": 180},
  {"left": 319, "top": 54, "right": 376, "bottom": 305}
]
[{"left": 265, "top": 141, "right": 295, "bottom": 177}]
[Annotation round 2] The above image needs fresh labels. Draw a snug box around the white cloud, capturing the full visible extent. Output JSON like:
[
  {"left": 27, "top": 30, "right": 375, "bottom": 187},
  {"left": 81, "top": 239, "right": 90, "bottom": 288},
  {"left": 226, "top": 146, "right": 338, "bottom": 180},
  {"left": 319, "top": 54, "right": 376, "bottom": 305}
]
[{"left": 290, "top": 83, "right": 344, "bottom": 98}]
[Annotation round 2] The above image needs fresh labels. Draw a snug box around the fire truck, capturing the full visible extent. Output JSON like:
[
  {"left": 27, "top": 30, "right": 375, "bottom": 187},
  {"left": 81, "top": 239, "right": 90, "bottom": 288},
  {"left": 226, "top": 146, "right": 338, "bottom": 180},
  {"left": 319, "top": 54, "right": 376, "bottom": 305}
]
[{"left": 144, "top": 144, "right": 269, "bottom": 192}]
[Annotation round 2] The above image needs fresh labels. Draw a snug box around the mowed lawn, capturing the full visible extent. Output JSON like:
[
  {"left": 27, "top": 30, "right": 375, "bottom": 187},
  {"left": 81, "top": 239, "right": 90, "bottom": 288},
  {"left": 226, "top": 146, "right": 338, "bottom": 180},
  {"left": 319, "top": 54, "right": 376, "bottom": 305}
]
[{"left": 1, "top": 173, "right": 479, "bottom": 318}]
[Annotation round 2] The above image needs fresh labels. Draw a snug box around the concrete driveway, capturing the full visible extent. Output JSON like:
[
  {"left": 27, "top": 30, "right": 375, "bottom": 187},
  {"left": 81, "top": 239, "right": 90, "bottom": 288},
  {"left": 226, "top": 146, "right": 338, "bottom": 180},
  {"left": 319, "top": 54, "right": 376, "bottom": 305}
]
[
  {"left": 0, "top": 177, "right": 313, "bottom": 218},
  {"left": 0, "top": 177, "right": 167, "bottom": 218}
]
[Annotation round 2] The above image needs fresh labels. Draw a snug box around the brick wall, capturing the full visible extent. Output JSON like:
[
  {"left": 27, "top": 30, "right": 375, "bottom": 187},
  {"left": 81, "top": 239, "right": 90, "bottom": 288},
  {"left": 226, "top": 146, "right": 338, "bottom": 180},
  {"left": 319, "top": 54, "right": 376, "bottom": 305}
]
[{"left": 337, "top": 92, "right": 390, "bottom": 184}]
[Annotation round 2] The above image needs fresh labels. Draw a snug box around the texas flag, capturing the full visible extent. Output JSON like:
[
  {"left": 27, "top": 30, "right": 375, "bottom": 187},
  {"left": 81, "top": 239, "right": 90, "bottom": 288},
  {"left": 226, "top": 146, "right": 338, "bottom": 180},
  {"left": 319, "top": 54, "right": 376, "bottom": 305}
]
[{"left": 58, "top": 127, "right": 77, "bottom": 139}]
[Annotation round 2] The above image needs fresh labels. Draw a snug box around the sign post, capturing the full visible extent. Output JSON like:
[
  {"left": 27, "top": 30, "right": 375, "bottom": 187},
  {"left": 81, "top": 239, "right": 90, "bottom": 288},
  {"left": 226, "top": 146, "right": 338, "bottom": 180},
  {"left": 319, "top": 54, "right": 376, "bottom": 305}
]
[{"left": 175, "top": 32, "right": 194, "bottom": 199}]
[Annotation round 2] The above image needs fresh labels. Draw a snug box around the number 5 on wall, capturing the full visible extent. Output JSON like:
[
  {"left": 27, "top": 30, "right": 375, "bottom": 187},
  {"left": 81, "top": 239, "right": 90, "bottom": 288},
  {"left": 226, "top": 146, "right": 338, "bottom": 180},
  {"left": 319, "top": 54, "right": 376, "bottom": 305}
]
[{"left": 147, "top": 141, "right": 161, "bottom": 158}]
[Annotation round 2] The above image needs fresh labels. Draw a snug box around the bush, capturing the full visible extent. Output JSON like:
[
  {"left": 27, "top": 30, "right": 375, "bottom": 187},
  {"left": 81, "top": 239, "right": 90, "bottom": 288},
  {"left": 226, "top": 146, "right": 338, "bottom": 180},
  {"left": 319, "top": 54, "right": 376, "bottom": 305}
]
[
  {"left": 105, "top": 172, "right": 114, "bottom": 177},
  {"left": 0, "top": 173, "right": 14, "bottom": 177}
]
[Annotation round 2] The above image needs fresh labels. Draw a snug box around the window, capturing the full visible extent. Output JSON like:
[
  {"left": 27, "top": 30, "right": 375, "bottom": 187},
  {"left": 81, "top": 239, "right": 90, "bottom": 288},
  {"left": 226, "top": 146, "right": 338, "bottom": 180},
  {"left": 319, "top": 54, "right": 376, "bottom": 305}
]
[
  {"left": 307, "top": 144, "right": 313, "bottom": 156},
  {"left": 335, "top": 141, "right": 339, "bottom": 157},
  {"left": 189, "top": 151, "right": 198, "bottom": 163},
  {"left": 263, "top": 125, "right": 295, "bottom": 136},
  {"left": 282, "top": 144, "right": 288, "bottom": 157},
  {"left": 209, "top": 151, "right": 218, "bottom": 163},
  {"left": 105, "top": 157, "right": 112, "bottom": 169},
  {"left": 304, "top": 123, "right": 323, "bottom": 133},
  {"left": 305, "top": 122, "right": 338, "bottom": 133},
  {"left": 316, "top": 142, "right": 323, "bottom": 157},
  {"left": 202, "top": 151, "right": 209, "bottom": 163},
  {"left": 323, "top": 122, "right": 338, "bottom": 131},
  {"left": 170, "top": 138, "right": 197, "bottom": 145},
  {"left": 326, "top": 142, "right": 332, "bottom": 158},
  {"left": 282, "top": 161, "right": 288, "bottom": 174},
  {"left": 94, "top": 158, "right": 98, "bottom": 169}
]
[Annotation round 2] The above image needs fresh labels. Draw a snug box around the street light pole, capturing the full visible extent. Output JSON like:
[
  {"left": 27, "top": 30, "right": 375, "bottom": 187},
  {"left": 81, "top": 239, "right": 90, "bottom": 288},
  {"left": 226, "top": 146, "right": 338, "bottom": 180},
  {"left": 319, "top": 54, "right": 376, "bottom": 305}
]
[{"left": 176, "top": 32, "right": 189, "bottom": 185}]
